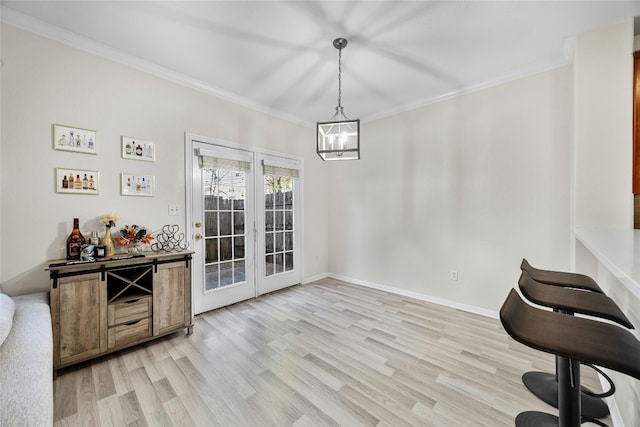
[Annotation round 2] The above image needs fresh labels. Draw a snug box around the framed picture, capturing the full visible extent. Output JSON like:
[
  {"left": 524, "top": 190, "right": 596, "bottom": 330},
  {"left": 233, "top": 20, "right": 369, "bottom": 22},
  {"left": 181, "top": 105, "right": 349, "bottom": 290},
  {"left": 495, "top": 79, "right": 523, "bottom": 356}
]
[
  {"left": 53, "top": 124, "right": 97, "bottom": 154},
  {"left": 56, "top": 168, "right": 99, "bottom": 194},
  {"left": 121, "top": 173, "right": 154, "bottom": 197},
  {"left": 121, "top": 136, "right": 155, "bottom": 161}
]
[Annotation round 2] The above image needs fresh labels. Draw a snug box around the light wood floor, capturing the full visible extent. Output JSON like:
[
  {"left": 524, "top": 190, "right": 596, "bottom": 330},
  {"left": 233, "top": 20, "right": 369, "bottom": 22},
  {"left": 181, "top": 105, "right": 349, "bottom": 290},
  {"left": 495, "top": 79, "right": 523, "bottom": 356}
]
[{"left": 53, "top": 278, "right": 611, "bottom": 426}]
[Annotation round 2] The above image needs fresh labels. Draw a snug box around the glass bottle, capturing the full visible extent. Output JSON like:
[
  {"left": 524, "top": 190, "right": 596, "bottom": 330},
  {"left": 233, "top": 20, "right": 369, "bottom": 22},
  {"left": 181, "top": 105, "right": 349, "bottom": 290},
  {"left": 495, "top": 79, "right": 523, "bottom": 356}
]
[
  {"left": 62, "top": 175, "right": 68, "bottom": 189},
  {"left": 66, "top": 218, "right": 86, "bottom": 260},
  {"left": 74, "top": 174, "right": 82, "bottom": 190},
  {"left": 82, "top": 174, "right": 89, "bottom": 190}
]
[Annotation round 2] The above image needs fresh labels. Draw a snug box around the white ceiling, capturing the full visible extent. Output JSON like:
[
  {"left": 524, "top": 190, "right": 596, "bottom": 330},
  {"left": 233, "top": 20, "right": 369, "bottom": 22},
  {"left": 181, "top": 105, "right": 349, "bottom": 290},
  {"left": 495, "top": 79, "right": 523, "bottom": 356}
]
[{"left": 3, "top": 1, "right": 640, "bottom": 126}]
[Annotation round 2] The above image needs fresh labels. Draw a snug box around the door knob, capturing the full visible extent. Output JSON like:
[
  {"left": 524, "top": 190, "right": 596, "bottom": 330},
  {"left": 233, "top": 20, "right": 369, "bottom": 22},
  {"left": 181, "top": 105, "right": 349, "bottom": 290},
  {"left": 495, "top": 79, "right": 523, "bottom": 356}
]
[
  {"left": 195, "top": 222, "right": 202, "bottom": 228},
  {"left": 195, "top": 233, "right": 203, "bottom": 240}
]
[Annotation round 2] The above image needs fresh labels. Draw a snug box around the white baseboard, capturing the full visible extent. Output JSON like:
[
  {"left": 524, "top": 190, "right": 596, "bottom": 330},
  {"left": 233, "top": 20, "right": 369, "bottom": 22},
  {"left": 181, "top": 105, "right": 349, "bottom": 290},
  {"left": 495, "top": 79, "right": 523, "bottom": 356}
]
[
  {"left": 327, "top": 273, "right": 499, "bottom": 320},
  {"left": 301, "top": 272, "right": 329, "bottom": 285},
  {"left": 598, "top": 373, "right": 624, "bottom": 427}
]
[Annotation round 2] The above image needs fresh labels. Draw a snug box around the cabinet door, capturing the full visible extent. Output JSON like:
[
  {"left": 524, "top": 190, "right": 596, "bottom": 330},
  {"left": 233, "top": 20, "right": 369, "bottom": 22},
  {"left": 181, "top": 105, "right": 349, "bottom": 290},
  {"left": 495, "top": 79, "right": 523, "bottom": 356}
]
[
  {"left": 153, "top": 261, "right": 191, "bottom": 335},
  {"left": 51, "top": 272, "right": 106, "bottom": 367}
]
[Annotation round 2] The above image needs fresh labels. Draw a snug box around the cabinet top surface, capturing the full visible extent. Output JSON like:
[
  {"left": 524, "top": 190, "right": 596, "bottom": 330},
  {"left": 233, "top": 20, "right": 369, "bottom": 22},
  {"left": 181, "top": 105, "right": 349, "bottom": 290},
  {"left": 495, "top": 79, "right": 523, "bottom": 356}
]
[{"left": 46, "top": 251, "right": 193, "bottom": 272}]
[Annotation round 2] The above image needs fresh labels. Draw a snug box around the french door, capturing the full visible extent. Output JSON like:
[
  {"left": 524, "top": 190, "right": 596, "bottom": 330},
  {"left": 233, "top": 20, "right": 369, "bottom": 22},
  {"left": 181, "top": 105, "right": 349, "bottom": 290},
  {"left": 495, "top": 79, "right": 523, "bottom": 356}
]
[
  {"left": 187, "top": 135, "right": 302, "bottom": 315},
  {"left": 256, "top": 155, "right": 302, "bottom": 295}
]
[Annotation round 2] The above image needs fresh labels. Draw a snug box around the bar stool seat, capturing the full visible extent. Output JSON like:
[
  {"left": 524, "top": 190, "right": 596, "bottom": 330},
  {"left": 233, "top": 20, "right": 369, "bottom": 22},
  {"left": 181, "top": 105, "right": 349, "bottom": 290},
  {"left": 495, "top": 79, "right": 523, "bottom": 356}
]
[
  {"left": 521, "top": 258, "right": 603, "bottom": 293},
  {"left": 500, "top": 289, "right": 640, "bottom": 427},
  {"left": 519, "top": 270, "right": 633, "bottom": 328},
  {"left": 517, "top": 270, "right": 634, "bottom": 419}
]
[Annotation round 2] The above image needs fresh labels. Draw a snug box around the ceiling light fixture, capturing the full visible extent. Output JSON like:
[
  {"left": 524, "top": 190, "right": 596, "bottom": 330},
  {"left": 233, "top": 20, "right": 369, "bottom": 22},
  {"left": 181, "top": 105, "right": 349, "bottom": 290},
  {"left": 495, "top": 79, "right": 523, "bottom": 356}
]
[{"left": 317, "top": 37, "right": 360, "bottom": 161}]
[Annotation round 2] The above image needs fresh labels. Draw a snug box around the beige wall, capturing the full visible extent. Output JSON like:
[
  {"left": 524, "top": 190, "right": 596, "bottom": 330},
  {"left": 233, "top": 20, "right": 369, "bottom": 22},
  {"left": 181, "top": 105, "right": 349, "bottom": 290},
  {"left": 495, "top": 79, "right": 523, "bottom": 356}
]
[
  {"left": 0, "top": 24, "right": 329, "bottom": 295},
  {"left": 327, "top": 65, "right": 573, "bottom": 312},
  {"left": 573, "top": 19, "right": 634, "bottom": 229}
]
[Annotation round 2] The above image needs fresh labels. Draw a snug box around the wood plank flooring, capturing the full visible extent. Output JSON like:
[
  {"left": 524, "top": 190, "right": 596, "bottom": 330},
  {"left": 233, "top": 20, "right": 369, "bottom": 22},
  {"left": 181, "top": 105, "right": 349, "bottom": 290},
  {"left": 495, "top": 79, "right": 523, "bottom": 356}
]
[{"left": 53, "top": 278, "right": 611, "bottom": 426}]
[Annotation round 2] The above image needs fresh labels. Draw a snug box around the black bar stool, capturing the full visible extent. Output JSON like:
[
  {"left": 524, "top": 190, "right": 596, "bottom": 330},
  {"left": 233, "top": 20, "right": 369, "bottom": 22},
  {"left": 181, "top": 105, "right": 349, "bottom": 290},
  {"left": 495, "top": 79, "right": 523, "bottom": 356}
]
[
  {"left": 518, "top": 270, "right": 634, "bottom": 419},
  {"left": 500, "top": 289, "right": 640, "bottom": 427},
  {"left": 521, "top": 258, "right": 603, "bottom": 293}
]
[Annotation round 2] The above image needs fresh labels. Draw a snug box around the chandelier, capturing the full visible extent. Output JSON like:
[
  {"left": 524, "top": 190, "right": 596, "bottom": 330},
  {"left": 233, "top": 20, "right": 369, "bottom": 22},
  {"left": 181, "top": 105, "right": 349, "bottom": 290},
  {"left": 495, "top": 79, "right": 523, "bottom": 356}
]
[{"left": 316, "top": 38, "right": 360, "bottom": 161}]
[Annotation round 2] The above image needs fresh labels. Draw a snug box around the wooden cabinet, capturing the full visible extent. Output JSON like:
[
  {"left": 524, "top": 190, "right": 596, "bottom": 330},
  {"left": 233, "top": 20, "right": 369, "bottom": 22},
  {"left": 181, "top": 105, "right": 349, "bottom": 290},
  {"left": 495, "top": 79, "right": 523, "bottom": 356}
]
[
  {"left": 49, "top": 252, "right": 192, "bottom": 375},
  {"left": 153, "top": 262, "right": 190, "bottom": 336},
  {"left": 52, "top": 272, "right": 106, "bottom": 367}
]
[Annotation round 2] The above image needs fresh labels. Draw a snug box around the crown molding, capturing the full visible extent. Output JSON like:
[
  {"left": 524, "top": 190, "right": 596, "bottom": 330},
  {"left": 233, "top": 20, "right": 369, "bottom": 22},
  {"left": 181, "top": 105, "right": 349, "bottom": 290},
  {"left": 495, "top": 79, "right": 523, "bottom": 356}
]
[
  {"left": 0, "top": 6, "right": 313, "bottom": 128},
  {"left": 364, "top": 52, "right": 574, "bottom": 123},
  {"left": 1, "top": 5, "right": 574, "bottom": 127}
]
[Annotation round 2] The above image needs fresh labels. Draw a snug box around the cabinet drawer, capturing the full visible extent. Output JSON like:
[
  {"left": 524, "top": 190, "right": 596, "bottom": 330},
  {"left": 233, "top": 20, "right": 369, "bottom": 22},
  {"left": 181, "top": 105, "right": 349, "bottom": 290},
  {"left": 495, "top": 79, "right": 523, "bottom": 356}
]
[
  {"left": 108, "top": 296, "right": 151, "bottom": 326},
  {"left": 107, "top": 317, "right": 151, "bottom": 348}
]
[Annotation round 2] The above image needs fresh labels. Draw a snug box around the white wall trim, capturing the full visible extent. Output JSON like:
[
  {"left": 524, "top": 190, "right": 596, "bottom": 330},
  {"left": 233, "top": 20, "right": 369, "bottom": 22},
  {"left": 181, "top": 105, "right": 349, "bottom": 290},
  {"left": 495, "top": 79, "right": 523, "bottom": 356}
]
[
  {"left": 599, "top": 375, "right": 624, "bottom": 427},
  {"left": 365, "top": 49, "right": 573, "bottom": 123},
  {"left": 302, "top": 272, "right": 329, "bottom": 284},
  {"left": 2, "top": 6, "right": 574, "bottom": 126},
  {"left": 327, "top": 273, "right": 499, "bottom": 320},
  {"left": 0, "top": 6, "right": 311, "bottom": 128}
]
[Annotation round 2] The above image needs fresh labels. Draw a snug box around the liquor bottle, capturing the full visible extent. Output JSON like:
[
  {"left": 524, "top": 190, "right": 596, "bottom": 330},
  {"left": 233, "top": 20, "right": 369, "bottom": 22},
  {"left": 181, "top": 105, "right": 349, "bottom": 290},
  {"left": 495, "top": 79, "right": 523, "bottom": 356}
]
[
  {"left": 82, "top": 174, "right": 89, "bottom": 190},
  {"left": 135, "top": 144, "right": 143, "bottom": 156},
  {"left": 126, "top": 141, "right": 132, "bottom": 155},
  {"left": 88, "top": 175, "right": 95, "bottom": 190},
  {"left": 74, "top": 175, "right": 82, "bottom": 190},
  {"left": 89, "top": 231, "right": 100, "bottom": 245},
  {"left": 62, "top": 175, "right": 68, "bottom": 189},
  {"left": 66, "top": 218, "right": 86, "bottom": 260}
]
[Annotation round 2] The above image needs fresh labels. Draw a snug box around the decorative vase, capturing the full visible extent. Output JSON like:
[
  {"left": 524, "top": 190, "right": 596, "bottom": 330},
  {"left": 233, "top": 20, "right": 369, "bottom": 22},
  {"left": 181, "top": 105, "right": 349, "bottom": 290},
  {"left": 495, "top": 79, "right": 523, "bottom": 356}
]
[
  {"left": 103, "top": 226, "right": 115, "bottom": 257},
  {"left": 128, "top": 242, "right": 142, "bottom": 254}
]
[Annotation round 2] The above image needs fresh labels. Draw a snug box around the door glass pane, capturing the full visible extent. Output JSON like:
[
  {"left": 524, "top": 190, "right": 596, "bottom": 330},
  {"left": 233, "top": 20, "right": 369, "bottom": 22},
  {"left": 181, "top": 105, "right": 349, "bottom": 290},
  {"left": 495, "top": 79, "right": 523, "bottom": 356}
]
[
  {"left": 204, "top": 212, "right": 218, "bottom": 236},
  {"left": 266, "top": 255, "right": 275, "bottom": 276},
  {"left": 205, "top": 264, "right": 219, "bottom": 291},
  {"left": 285, "top": 211, "right": 293, "bottom": 231},
  {"left": 234, "top": 236, "right": 245, "bottom": 259},
  {"left": 285, "top": 232, "right": 293, "bottom": 251},
  {"left": 220, "top": 262, "right": 233, "bottom": 286},
  {"left": 265, "top": 211, "right": 274, "bottom": 232},
  {"left": 233, "top": 212, "right": 244, "bottom": 234},
  {"left": 205, "top": 238, "right": 218, "bottom": 263},
  {"left": 203, "top": 167, "right": 247, "bottom": 290},
  {"left": 219, "top": 212, "right": 232, "bottom": 236},
  {"left": 264, "top": 174, "right": 294, "bottom": 277}
]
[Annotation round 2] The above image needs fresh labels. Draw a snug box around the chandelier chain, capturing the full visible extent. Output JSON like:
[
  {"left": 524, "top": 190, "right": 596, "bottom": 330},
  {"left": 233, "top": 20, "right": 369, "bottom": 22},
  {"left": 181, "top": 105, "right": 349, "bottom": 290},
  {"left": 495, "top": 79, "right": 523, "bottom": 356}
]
[{"left": 337, "top": 46, "right": 342, "bottom": 108}]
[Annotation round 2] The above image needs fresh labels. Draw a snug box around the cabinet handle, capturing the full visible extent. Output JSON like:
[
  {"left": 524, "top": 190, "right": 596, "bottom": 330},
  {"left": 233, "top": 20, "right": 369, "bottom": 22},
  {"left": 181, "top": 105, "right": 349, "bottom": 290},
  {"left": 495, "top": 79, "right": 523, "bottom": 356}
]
[
  {"left": 124, "top": 320, "right": 141, "bottom": 326},
  {"left": 124, "top": 299, "right": 140, "bottom": 304}
]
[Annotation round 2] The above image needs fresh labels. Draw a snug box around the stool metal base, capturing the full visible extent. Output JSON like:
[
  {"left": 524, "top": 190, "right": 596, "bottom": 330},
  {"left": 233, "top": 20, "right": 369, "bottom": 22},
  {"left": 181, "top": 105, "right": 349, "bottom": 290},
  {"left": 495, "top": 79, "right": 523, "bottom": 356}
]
[
  {"left": 515, "top": 411, "right": 560, "bottom": 427},
  {"left": 522, "top": 371, "right": 609, "bottom": 419}
]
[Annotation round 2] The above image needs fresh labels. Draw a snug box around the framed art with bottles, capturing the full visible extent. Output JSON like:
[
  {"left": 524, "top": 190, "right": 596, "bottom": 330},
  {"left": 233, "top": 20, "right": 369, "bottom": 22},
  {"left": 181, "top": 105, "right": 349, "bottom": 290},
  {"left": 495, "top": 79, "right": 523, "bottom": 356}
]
[
  {"left": 121, "top": 136, "right": 155, "bottom": 162},
  {"left": 56, "top": 168, "right": 100, "bottom": 194},
  {"left": 53, "top": 124, "right": 97, "bottom": 155},
  {"left": 121, "top": 173, "right": 154, "bottom": 197}
]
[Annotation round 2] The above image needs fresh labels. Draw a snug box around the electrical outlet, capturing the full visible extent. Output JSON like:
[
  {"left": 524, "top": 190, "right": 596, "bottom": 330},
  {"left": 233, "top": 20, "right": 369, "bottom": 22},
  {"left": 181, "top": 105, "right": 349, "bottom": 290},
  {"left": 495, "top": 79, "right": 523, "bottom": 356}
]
[
  {"left": 168, "top": 204, "right": 181, "bottom": 216},
  {"left": 450, "top": 270, "right": 458, "bottom": 281}
]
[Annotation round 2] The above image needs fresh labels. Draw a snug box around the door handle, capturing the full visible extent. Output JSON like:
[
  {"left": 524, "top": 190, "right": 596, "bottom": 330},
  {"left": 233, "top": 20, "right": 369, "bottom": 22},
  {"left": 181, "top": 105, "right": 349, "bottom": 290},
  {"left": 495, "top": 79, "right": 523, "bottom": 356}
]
[
  {"left": 195, "top": 222, "right": 202, "bottom": 228},
  {"left": 195, "top": 233, "right": 203, "bottom": 240}
]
